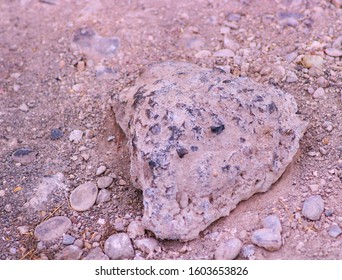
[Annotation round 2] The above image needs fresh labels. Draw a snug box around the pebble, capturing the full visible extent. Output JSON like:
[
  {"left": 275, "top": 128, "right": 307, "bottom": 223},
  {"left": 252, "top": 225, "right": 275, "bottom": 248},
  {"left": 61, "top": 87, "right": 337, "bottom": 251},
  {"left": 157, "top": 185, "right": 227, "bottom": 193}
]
[
  {"left": 263, "top": 215, "right": 282, "bottom": 232},
  {"left": 77, "top": 61, "right": 85, "bottom": 72},
  {"left": 34, "top": 216, "right": 71, "bottom": 241},
  {"left": 9, "top": 248, "right": 16, "bottom": 255},
  {"left": 69, "top": 129, "right": 83, "bottom": 143},
  {"left": 13, "top": 84, "right": 20, "bottom": 92},
  {"left": 302, "top": 195, "right": 324, "bottom": 221},
  {"left": 135, "top": 238, "right": 160, "bottom": 255},
  {"left": 220, "top": 26, "right": 230, "bottom": 34},
  {"left": 194, "top": 50, "right": 212, "bottom": 59},
  {"left": 63, "top": 234, "right": 76, "bottom": 245},
  {"left": 328, "top": 225, "right": 342, "bottom": 238},
  {"left": 301, "top": 55, "right": 324, "bottom": 69},
  {"left": 83, "top": 247, "right": 109, "bottom": 260},
  {"left": 309, "top": 184, "right": 319, "bottom": 192},
  {"left": 319, "top": 147, "right": 328, "bottom": 155},
  {"left": 325, "top": 209, "right": 334, "bottom": 217},
  {"left": 240, "top": 244, "right": 255, "bottom": 259},
  {"left": 19, "top": 103, "right": 29, "bottom": 112},
  {"left": 118, "top": 179, "right": 126, "bottom": 186},
  {"left": 55, "top": 245, "right": 83, "bottom": 260},
  {"left": 96, "top": 189, "right": 111, "bottom": 204},
  {"left": 223, "top": 37, "right": 240, "bottom": 51},
  {"left": 107, "top": 135, "right": 115, "bottom": 142},
  {"left": 0, "top": 190, "right": 5, "bottom": 197},
  {"left": 316, "top": 76, "right": 329, "bottom": 88},
  {"left": 72, "top": 84, "right": 82, "bottom": 92},
  {"left": 12, "top": 148, "right": 37, "bottom": 164},
  {"left": 251, "top": 228, "right": 282, "bottom": 251},
  {"left": 96, "top": 165, "right": 107, "bottom": 176},
  {"left": 114, "top": 218, "right": 126, "bottom": 232},
  {"left": 313, "top": 87, "right": 325, "bottom": 99},
  {"left": 214, "top": 238, "right": 243, "bottom": 260},
  {"left": 74, "top": 239, "right": 84, "bottom": 248},
  {"left": 286, "top": 71, "right": 298, "bottom": 83},
  {"left": 325, "top": 48, "right": 342, "bottom": 57},
  {"left": 50, "top": 128, "right": 63, "bottom": 140},
  {"left": 213, "top": 49, "right": 235, "bottom": 58},
  {"left": 97, "top": 176, "right": 113, "bottom": 189},
  {"left": 17, "top": 226, "right": 30, "bottom": 235},
  {"left": 69, "top": 182, "right": 98, "bottom": 211},
  {"left": 104, "top": 233, "right": 135, "bottom": 260},
  {"left": 4, "top": 204, "right": 11, "bottom": 212},
  {"left": 127, "top": 221, "right": 145, "bottom": 239}
]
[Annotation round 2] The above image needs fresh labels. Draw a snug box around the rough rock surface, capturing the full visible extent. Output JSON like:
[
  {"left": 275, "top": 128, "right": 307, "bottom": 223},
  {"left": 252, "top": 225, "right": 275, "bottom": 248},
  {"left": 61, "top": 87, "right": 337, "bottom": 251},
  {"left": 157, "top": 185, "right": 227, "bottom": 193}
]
[{"left": 113, "top": 61, "right": 308, "bottom": 241}]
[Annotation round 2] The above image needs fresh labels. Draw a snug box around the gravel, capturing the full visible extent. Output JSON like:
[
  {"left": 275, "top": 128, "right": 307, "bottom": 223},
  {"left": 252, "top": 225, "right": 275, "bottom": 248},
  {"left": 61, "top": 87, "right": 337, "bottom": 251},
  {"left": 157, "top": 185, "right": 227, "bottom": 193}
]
[{"left": 302, "top": 195, "right": 324, "bottom": 221}]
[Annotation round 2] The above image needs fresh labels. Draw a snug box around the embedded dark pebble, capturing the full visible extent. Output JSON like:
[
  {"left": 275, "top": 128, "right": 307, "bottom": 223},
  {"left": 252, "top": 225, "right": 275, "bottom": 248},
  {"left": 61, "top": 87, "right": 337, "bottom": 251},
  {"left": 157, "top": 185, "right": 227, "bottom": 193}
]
[{"left": 50, "top": 128, "right": 63, "bottom": 140}]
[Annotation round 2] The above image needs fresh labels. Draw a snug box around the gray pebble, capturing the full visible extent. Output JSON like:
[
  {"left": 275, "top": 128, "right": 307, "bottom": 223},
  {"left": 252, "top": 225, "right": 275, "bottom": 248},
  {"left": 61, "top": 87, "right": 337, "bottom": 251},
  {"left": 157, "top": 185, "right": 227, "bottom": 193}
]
[
  {"left": 9, "top": 248, "right": 17, "bottom": 255},
  {"left": 302, "top": 195, "right": 324, "bottom": 221},
  {"left": 328, "top": 225, "right": 342, "bottom": 238},
  {"left": 263, "top": 215, "right": 282, "bottom": 232},
  {"left": 70, "top": 182, "right": 98, "bottom": 211},
  {"left": 97, "top": 176, "right": 113, "bottom": 189},
  {"left": 127, "top": 220, "right": 145, "bottom": 239},
  {"left": 313, "top": 87, "right": 325, "bottom": 99},
  {"left": 286, "top": 71, "right": 298, "bottom": 83},
  {"left": 214, "top": 238, "right": 243, "bottom": 260},
  {"left": 96, "top": 165, "right": 107, "bottom": 176},
  {"left": 251, "top": 228, "right": 282, "bottom": 251},
  {"left": 74, "top": 239, "right": 84, "bottom": 248},
  {"left": 96, "top": 189, "right": 111, "bottom": 204},
  {"left": 240, "top": 244, "right": 255, "bottom": 259},
  {"left": 213, "top": 49, "right": 235, "bottom": 58},
  {"left": 51, "top": 128, "right": 63, "bottom": 140},
  {"left": 17, "top": 226, "right": 30, "bottom": 235},
  {"left": 4, "top": 204, "right": 12, "bottom": 212},
  {"left": 135, "top": 238, "right": 160, "bottom": 255},
  {"left": 104, "top": 233, "right": 134, "bottom": 260},
  {"left": 34, "top": 216, "right": 71, "bottom": 241},
  {"left": 55, "top": 245, "right": 83, "bottom": 260},
  {"left": 63, "top": 234, "right": 76, "bottom": 245},
  {"left": 83, "top": 247, "right": 109, "bottom": 260},
  {"left": 69, "top": 129, "right": 83, "bottom": 143},
  {"left": 19, "top": 103, "right": 29, "bottom": 112}
]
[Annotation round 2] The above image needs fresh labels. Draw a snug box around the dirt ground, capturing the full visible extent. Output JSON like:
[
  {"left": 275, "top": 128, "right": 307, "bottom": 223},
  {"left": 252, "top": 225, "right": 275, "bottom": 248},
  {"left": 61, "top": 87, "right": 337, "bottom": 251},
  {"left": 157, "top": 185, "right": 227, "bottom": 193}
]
[{"left": 1, "top": 0, "right": 342, "bottom": 260}]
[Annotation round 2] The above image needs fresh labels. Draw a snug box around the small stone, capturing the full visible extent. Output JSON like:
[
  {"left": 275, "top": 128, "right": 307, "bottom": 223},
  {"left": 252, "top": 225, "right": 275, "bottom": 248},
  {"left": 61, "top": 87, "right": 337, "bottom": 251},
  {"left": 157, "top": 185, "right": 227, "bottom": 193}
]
[
  {"left": 309, "top": 184, "right": 319, "bottom": 192},
  {"left": 319, "top": 147, "right": 327, "bottom": 155},
  {"left": 97, "top": 176, "right": 113, "bottom": 189},
  {"left": 96, "top": 189, "right": 111, "bottom": 204},
  {"left": 195, "top": 50, "right": 212, "bottom": 59},
  {"left": 309, "top": 66, "right": 323, "bottom": 77},
  {"left": 220, "top": 26, "right": 231, "bottom": 34},
  {"left": 13, "top": 84, "right": 20, "bottom": 92},
  {"left": 34, "top": 216, "right": 72, "bottom": 241},
  {"left": 325, "top": 48, "right": 342, "bottom": 57},
  {"left": 0, "top": 190, "right": 5, "bottom": 197},
  {"left": 325, "top": 209, "right": 334, "bottom": 217},
  {"left": 51, "top": 128, "right": 63, "bottom": 140},
  {"left": 104, "top": 233, "right": 135, "bottom": 260},
  {"left": 263, "top": 215, "right": 282, "bottom": 232},
  {"left": 96, "top": 165, "right": 106, "bottom": 176},
  {"left": 81, "top": 153, "right": 90, "bottom": 161},
  {"left": 63, "top": 234, "right": 76, "bottom": 245},
  {"left": 251, "top": 228, "right": 282, "bottom": 251},
  {"left": 55, "top": 245, "right": 83, "bottom": 260},
  {"left": 97, "top": 218, "right": 106, "bottom": 225},
  {"left": 4, "top": 204, "right": 11, "bottom": 212},
  {"left": 17, "top": 226, "right": 30, "bottom": 235},
  {"left": 12, "top": 148, "right": 37, "bottom": 164},
  {"left": 223, "top": 37, "right": 240, "bottom": 52},
  {"left": 69, "top": 130, "right": 83, "bottom": 143},
  {"left": 70, "top": 182, "right": 98, "bottom": 211},
  {"left": 19, "top": 103, "right": 29, "bottom": 112},
  {"left": 302, "top": 195, "right": 324, "bottom": 221},
  {"left": 127, "top": 221, "right": 145, "bottom": 239},
  {"left": 301, "top": 55, "right": 324, "bottom": 69},
  {"left": 9, "top": 248, "right": 16, "bottom": 255},
  {"left": 77, "top": 61, "right": 85, "bottom": 72},
  {"left": 328, "top": 225, "right": 342, "bottom": 238},
  {"left": 74, "top": 239, "right": 84, "bottom": 248},
  {"left": 213, "top": 49, "right": 235, "bottom": 58},
  {"left": 286, "top": 71, "right": 298, "bottom": 83},
  {"left": 83, "top": 247, "right": 109, "bottom": 260},
  {"left": 240, "top": 244, "right": 255, "bottom": 259},
  {"left": 107, "top": 135, "right": 115, "bottom": 142},
  {"left": 313, "top": 87, "right": 325, "bottom": 99},
  {"left": 114, "top": 218, "right": 125, "bottom": 232},
  {"left": 135, "top": 238, "right": 160, "bottom": 255},
  {"left": 72, "top": 83, "right": 82, "bottom": 92},
  {"left": 118, "top": 179, "right": 126, "bottom": 186},
  {"left": 308, "top": 151, "right": 316, "bottom": 157},
  {"left": 316, "top": 76, "right": 329, "bottom": 88},
  {"left": 214, "top": 238, "right": 243, "bottom": 260}
]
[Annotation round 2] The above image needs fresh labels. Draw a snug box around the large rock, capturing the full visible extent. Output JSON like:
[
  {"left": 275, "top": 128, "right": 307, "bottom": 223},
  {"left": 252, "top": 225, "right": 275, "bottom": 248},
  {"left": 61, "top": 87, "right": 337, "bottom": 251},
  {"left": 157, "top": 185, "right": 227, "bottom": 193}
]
[{"left": 113, "top": 61, "right": 307, "bottom": 241}]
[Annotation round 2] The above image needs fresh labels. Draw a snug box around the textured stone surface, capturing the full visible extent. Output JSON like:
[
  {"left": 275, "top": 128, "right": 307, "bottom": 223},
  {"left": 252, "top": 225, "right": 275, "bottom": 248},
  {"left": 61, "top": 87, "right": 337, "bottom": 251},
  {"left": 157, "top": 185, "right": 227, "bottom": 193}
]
[
  {"left": 251, "top": 228, "right": 282, "bottom": 251},
  {"left": 113, "top": 61, "right": 308, "bottom": 241},
  {"left": 70, "top": 182, "right": 98, "bottom": 211},
  {"left": 83, "top": 247, "right": 109, "bottom": 260},
  {"left": 34, "top": 216, "right": 71, "bottom": 241},
  {"left": 215, "top": 238, "right": 243, "bottom": 260},
  {"left": 134, "top": 238, "right": 160, "bottom": 254},
  {"left": 55, "top": 245, "right": 83, "bottom": 260},
  {"left": 302, "top": 195, "right": 324, "bottom": 221},
  {"left": 104, "top": 233, "right": 135, "bottom": 260}
]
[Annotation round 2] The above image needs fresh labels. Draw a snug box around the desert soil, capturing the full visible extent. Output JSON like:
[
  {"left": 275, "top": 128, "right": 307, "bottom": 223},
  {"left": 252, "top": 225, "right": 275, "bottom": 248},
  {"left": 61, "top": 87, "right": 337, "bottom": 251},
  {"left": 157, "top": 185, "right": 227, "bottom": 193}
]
[{"left": 1, "top": 0, "right": 342, "bottom": 260}]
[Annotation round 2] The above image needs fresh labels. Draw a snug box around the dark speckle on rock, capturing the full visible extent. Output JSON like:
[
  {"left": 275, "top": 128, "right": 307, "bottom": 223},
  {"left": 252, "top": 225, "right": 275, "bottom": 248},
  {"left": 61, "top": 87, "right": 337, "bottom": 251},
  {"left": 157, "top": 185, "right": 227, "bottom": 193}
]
[
  {"left": 176, "top": 147, "right": 189, "bottom": 158},
  {"left": 211, "top": 124, "right": 225, "bottom": 135}
]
